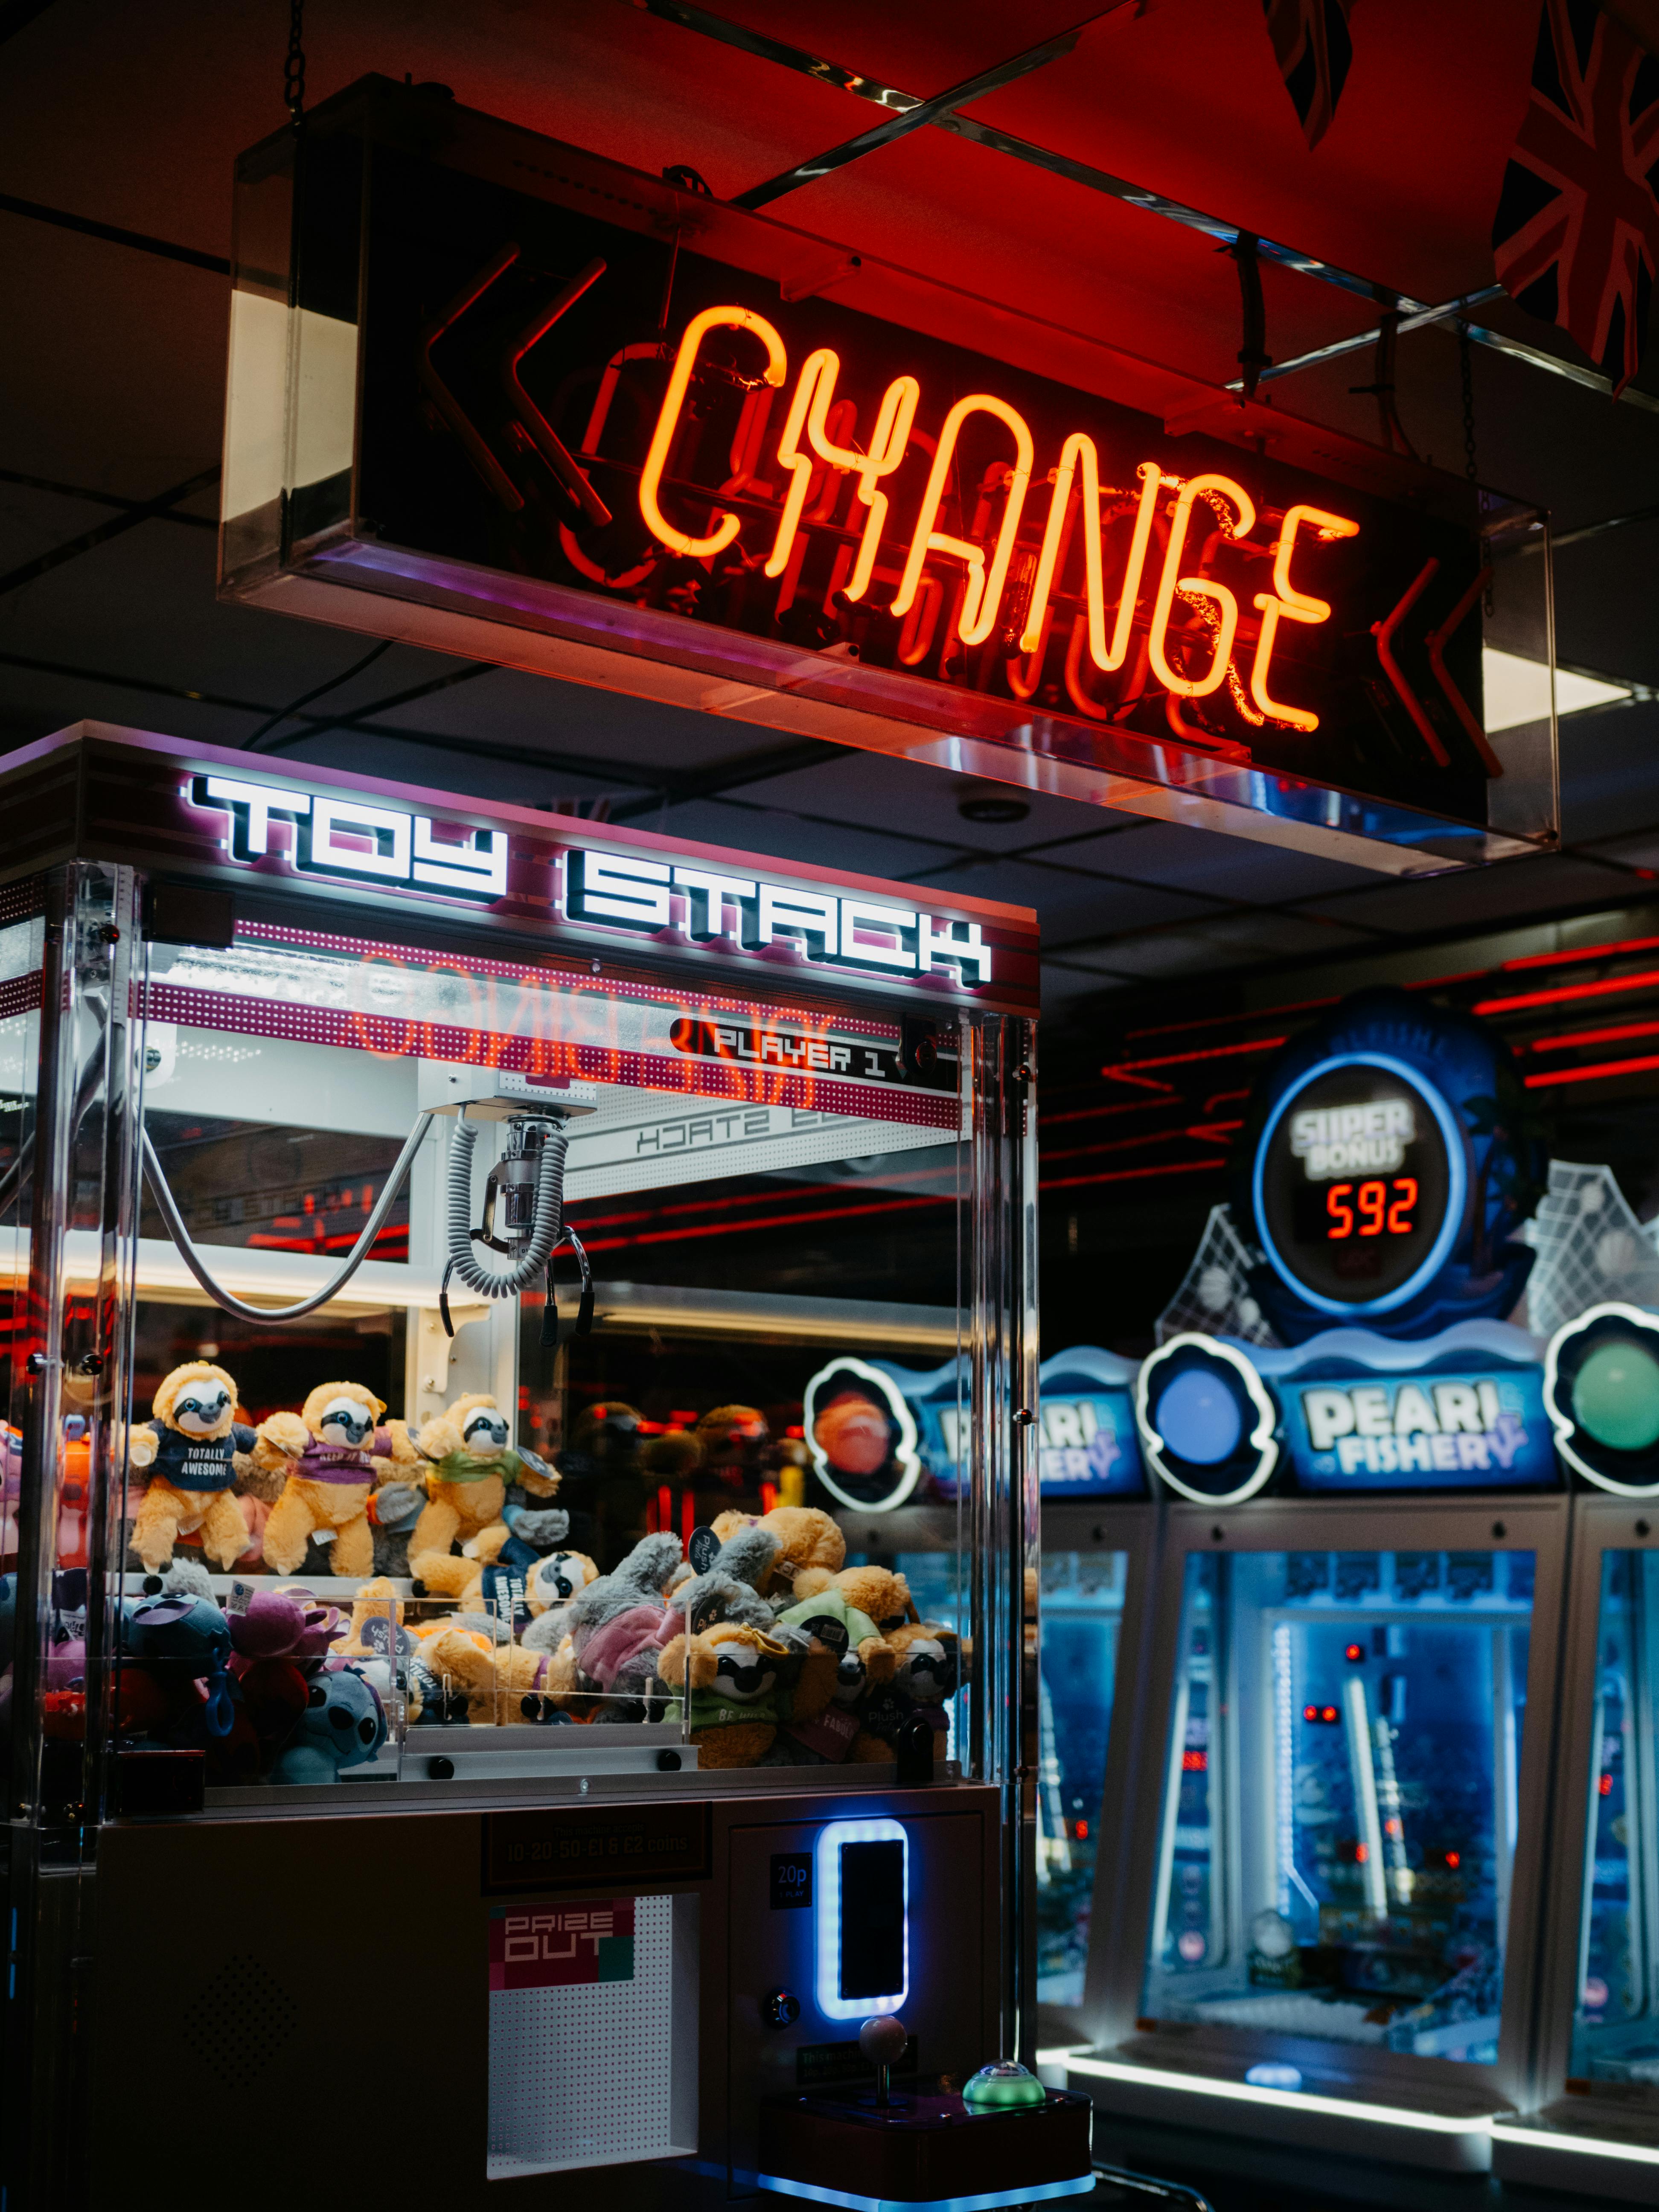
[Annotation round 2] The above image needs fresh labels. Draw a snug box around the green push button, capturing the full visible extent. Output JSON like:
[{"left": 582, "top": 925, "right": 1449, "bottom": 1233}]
[
  {"left": 1572, "top": 1337, "right": 1659, "bottom": 1452},
  {"left": 962, "top": 2061, "right": 1048, "bottom": 2112}
]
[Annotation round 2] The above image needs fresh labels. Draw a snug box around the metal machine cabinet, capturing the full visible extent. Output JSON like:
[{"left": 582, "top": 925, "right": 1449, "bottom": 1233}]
[
  {"left": 0, "top": 725, "right": 1040, "bottom": 2210},
  {"left": 1069, "top": 1493, "right": 1569, "bottom": 2174},
  {"left": 1036, "top": 1499, "right": 1160, "bottom": 2046},
  {"left": 1492, "top": 1496, "right": 1659, "bottom": 2203}
]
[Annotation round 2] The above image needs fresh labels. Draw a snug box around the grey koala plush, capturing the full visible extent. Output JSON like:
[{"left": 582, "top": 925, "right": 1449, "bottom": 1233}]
[
  {"left": 564, "top": 1532, "right": 685, "bottom": 1721},
  {"left": 673, "top": 1525, "right": 783, "bottom": 1636}
]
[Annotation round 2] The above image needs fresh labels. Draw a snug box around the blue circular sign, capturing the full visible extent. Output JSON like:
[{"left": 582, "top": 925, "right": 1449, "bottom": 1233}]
[{"left": 1252, "top": 1051, "right": 1468, "bottom": 1321}]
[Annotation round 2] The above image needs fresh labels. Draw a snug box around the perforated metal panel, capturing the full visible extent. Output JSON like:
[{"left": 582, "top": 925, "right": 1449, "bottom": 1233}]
[{"left": 486, "top": 1893, "right": 696, "bottom": 2178}]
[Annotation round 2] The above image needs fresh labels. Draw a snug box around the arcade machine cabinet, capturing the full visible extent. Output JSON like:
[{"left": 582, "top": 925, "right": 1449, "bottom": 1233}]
[
  {"left": 1062, "top": 992, "right": 1571, "bottom": 2180},
  {"left": 1492, "top": 1284, "right": 1659, "bottom": 2201},
  {"left": 0, "top": 725, "right": 1083, "bottom": 2212}
]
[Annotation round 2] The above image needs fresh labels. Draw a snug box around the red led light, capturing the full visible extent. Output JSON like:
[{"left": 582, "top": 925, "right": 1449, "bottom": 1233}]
[
  {"left": 1076, "top": 1820, "right": 1089, "bottom": 1839},
  {"left": 1304, "top": 1705, "right": 1319, "bottom": 1721},
  {"left": 1600, "top": 1774, "right": 1614, "bottom": 1796},
  {"left": 1326, "top": 1176, "right": 1417, "bottom": 1242},
  {"left": 1322, "top": 1706, "right": 1339, "bottom": 1723},
  {"left": 1445, "top": 1851, "right": 1461, "bottom": 1868},
  {"left": 1345, "top": 1643, "right": 1364, "bottom": 1662},
  {"left": 1355, "top": 1843, "right": 1369, "bottom": 1863},
  {"left": 1181, "top": 1749, "right": 1208, "bottom": 1771}
]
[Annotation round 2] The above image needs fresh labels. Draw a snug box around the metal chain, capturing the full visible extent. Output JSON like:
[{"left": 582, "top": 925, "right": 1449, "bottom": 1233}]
[{"left": 285, "top": 0, "right": 306, "bottom": 130}]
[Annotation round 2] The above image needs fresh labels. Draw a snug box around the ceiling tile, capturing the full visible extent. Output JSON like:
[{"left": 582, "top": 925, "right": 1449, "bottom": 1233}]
[
  {"left": 1039, "top": 818, "right": 1392, "bottom": 903},
  {"left": 1300, "top": 855, "right": 1635, "bottom": 934}
]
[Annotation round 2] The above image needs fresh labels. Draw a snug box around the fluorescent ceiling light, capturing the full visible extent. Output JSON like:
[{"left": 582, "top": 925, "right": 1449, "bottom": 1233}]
[{"left": 1483, "top": 648, "right": 1631, "bottom": 731}]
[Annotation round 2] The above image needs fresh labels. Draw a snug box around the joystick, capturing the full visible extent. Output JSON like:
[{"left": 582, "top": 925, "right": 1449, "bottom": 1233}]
[{"left": 859, "top": 2013, "right": 909, "bottom": 2110}]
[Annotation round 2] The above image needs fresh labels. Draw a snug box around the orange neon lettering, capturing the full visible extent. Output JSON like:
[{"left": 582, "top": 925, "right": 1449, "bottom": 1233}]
[
  {"left": 1146, "top": 473, "right": 1257, "bottom": 699},
  {"left": 639, "top": 306, "right": 787, "bottom": 559},
  {"left": 1249, "top": 502, "right": 1360, "bottom": 731},
  {"left": 1021, "top": 448, "right": 1161, "bottom": 669},
  {"left": 890, "top": 395, "right": 1034, "bottom": 648},
  {"left": 764, "top": 350, "right": 919, "bottom": 597}
]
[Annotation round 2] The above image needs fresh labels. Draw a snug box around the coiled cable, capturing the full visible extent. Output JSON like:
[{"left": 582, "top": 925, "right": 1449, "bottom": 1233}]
[{"left": 444, "top": 1113, "right": 567, "bottom": 1299}]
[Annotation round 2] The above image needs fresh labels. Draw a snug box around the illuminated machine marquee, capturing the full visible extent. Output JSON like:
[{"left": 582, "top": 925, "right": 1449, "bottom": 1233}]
[
  {"left": 220, "top": 79, "right": 1556, "bottom": 870},
  {"left": 187, "top": 772, "right": 992, "bottom": 987}
]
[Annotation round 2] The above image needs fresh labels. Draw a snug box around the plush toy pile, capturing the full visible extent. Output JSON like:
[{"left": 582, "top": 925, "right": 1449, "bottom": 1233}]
[{"left": 110, "top": 1373, "right": 964, "bottom": 1782}]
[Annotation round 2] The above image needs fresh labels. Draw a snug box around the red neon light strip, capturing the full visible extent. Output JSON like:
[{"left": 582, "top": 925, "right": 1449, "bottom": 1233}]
[
  {"left": 576, "top": 1190, "right": 949, "bottom": 1254},
  {"left": 1040, "top": 1157, "right": 1230, "bottom": 1193},
  {"left": 1475, "top": 966, "right": 1659, "bottom": 1017},
  {"left": 1528, "top": 1018, "right": 1659, "bottom": 1055},
  {"left": 1500, "top": 932, "right": 1659, "bottom": 975},
  {"left": 1101, "top": 1035, "right": 1287, "bottom": 1079},
  {"left": 1525, "top": 1053, "right": 1659, "bottom": 1089}
]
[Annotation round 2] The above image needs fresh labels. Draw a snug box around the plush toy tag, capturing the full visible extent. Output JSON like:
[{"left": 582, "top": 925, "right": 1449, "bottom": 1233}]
[
  {"left": 481, "top": 1563, "right": 532, "bottom": 1636},
  {"left": 797, "top": 1612, "right": 849, "bottom": 1656},
  {"left": 226, "top": 1580, "right": 253, "bottom": 1616},
  {"left": 687, "top": 1525, "right": 721, "bottom": 1575}
]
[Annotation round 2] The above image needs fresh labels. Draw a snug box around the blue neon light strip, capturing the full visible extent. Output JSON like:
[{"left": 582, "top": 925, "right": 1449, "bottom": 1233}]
[
  {"left": 816, "top": 1816, "right": 908, "bottom": 2022},
  {"left": 755, "top": 2171, "right": 1097, "bottom": 2212}
]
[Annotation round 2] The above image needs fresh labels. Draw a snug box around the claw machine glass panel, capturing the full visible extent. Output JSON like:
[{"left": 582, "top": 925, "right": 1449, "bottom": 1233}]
[
  {"left": 1497, "top": 1496, "right": 1659, "bottom": 2200},
  {"left": 1143, "top": 1537, "right": 1534, "bottom": 2065},
  {"left": 0, "top": 727, "right": 1040, "bottom": 2212}
]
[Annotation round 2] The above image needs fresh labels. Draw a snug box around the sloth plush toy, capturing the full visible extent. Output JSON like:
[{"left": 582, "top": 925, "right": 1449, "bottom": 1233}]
[
  {"left": 128, "top": 1363, "right": 259, "bottom": 1573},
  {"left": 254, "top": 1383, "right": 419, "bottom": 1580},
  {"left": 410, "top": 1393, "right": 562, "bottom": 1566}
]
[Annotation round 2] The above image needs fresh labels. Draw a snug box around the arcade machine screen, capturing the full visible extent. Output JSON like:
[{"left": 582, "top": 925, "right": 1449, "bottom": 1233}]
[
  {"left": 1143, "top": 1545, "right": 1534, "bottom": 2064},
  {"left": 1572, "top": 1546, "right": 1659, "bottom": 2087},
  {"left": 1039, "top": 1548, "right": 1129, "bottom": 2005}
]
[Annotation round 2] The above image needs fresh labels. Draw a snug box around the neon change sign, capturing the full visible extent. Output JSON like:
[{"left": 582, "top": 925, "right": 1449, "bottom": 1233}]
[{"left": 637, "top": 305, "right": 1359, "bottom": 738}]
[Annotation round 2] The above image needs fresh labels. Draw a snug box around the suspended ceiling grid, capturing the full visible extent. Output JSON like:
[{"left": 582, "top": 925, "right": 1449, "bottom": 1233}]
[{"left": 3, "top": 0, "right": 1659, "bottom": 1033}]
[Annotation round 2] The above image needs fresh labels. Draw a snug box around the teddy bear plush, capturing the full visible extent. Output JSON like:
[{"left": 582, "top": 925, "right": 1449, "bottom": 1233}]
[
  {"left": 420, "top": 1624, "right": 567, "bottom": 1725},
  {"left": 765, "top": 1564, "right": 903, "bottom": 1765},
  {"left": 658, "top": 1619, "right": 798, "bottom": 1766},
  {"left": 128, "top": 1363, "right": 259, "bottom": 1573},
  {"left": 254, "top": 1383, "right": 420, "bottom": 1579},
  {"left": 852, "top": 1621, "right": 961, "bottom": 1763},
  {"left": 408, "top": 1393, "right": 559, "bottom": 1566}
]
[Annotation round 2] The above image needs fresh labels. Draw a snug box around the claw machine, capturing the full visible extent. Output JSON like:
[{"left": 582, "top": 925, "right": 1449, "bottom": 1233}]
[
  {"left": 1491, "top": 1283, "right": 1659, "bottom": 2200},
  {"left": 0, "top": 723, "right": 1069, "bottom": 2212},
  {"left": 1060, "top": 988, "right": 1572, "bottom": 2179}
]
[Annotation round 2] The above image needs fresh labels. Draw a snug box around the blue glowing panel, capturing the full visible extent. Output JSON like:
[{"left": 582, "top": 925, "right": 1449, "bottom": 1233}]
[
  {"left": 755, "top": 2175, "right": 1098, "bottom": 2212},
  {"left": 817, "top": 1818, "right": 908, "bottom": 2022},
  {"left": 1155, "top": 1368, "right": 1244, "bottom": 1465}
]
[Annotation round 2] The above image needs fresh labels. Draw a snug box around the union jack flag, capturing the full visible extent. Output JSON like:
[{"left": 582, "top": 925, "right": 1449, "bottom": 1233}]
[
  {"left": 1491, "top": 0, "right": 1659, "bottom": 396},
  {"left": 1262, "top": 0, "right": 1355, "bottom": 148}
]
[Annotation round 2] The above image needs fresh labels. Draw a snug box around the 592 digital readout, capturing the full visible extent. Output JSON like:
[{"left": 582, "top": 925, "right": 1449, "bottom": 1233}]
[{"left": 1326, "top": 1175, "right": 1418, "bottom": 1240}]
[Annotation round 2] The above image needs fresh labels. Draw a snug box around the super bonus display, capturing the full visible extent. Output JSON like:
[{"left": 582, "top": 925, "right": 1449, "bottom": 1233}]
[{"left": 333, "top": 129, "right": 1495, "bottom": 821}]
